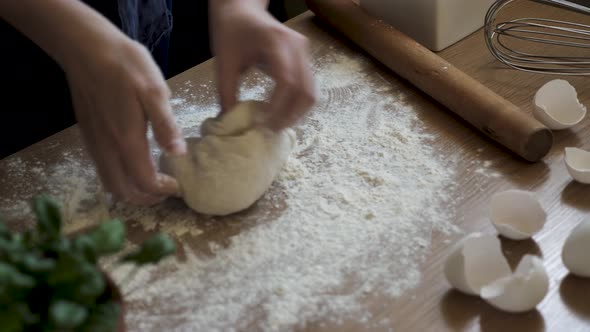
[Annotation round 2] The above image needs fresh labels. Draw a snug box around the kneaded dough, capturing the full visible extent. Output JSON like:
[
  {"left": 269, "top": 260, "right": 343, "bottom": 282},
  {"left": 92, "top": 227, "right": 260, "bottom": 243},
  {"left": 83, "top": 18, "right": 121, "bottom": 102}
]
[{"left": 160, "top": 100, "right": 296, "bottom": 216}]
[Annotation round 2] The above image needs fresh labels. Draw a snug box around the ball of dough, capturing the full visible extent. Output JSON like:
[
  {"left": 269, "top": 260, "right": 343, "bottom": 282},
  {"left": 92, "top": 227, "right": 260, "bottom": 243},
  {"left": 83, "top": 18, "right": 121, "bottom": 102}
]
[{"left": 160, "top": 100, "right": 296, "bottom": 216}]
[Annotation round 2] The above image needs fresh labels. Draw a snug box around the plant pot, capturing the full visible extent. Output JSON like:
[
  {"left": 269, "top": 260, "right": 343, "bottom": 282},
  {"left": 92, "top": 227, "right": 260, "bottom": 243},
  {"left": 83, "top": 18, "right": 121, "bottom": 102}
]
[{"left": 102, "top": 271, "right": 126, "bottom": 332}]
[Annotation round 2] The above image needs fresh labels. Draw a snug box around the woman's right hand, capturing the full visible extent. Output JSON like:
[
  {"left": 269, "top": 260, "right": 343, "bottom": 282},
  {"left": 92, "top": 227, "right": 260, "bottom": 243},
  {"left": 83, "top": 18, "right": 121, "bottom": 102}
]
[
  {"left": 63, "top": 37, "right": 186, "bottom": 205},
  {"left": 1, "top": 0, "right": 186, "bottom": 205}
]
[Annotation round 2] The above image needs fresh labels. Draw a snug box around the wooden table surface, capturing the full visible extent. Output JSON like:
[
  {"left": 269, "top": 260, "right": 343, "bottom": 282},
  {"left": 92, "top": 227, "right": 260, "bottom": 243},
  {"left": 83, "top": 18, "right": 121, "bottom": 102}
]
[{"left": 2, "top": 1, "right": 590, "bottom": 331}]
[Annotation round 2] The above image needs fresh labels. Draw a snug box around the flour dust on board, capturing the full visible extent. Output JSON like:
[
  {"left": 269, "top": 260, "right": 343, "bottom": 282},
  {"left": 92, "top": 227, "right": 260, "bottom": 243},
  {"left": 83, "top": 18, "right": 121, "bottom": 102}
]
[{"left": 0, "top": 50, "right": 466, "bottom": 331}]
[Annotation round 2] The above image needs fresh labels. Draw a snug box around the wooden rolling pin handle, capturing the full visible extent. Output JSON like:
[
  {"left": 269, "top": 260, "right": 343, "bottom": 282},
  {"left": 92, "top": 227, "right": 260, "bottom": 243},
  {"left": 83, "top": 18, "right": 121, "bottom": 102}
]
[{"left": 306, "top": 0, "right": 553, "bottom": 162}]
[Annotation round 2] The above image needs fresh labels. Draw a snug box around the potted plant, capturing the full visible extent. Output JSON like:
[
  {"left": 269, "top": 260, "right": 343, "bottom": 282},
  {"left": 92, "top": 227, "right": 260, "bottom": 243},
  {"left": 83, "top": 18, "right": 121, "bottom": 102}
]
[{"left": 0, "top": 195, "right": 176, "bottom": 332}]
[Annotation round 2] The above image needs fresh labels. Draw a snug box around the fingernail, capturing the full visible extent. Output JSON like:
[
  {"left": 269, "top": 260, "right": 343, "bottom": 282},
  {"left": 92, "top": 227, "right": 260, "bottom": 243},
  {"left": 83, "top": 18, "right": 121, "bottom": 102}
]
[{"left": 167, "top": 138, "right": 187, "bottom": 156}]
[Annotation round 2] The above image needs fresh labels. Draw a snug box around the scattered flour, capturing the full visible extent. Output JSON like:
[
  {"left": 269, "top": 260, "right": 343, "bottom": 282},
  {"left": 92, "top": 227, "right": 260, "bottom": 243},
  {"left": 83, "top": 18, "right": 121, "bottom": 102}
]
[
  {"left": 120, "top": 53, "right": 463, "bottom": 331},
  {"left": 472, "top": 156, "right": 502, "bottom": 179},
  {"left": 0, "top": 50, "right": 502, "bottom": 331}
]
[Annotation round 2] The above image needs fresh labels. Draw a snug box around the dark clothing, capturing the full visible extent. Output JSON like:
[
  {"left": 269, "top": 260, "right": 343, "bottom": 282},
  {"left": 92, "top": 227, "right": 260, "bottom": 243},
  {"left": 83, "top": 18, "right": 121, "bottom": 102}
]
[
  {"left": 0, "top": 19, "right": 75, "bottom": 159},
  {"left": 117, "top": 0, "right": 173, "bottom": 52}
]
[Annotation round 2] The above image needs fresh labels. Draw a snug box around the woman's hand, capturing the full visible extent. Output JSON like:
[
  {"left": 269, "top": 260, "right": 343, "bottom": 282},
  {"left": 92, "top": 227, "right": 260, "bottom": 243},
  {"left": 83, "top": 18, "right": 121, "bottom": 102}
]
[
  {"left": 64, "top": 38, "right": 186, "bottom": 205},
  {"left": 1, "top": 0, "right": 186, "bottom": 205},
  {"left": 209, "top": 0, "right": 316, "bottom": 130}
]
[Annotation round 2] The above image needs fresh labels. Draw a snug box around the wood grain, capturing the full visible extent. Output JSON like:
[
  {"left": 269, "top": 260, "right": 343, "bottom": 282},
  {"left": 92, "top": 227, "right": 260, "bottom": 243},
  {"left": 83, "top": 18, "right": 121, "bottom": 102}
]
[{"left": 1, "top": 1, "right": 590, "bottom": 331}]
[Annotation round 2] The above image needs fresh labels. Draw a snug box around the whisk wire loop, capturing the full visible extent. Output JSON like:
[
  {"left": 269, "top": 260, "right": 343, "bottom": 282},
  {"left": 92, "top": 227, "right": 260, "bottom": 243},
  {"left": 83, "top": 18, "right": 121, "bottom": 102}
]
[{"left": 485, "top": 0, "right": 590, "bottom": 75}]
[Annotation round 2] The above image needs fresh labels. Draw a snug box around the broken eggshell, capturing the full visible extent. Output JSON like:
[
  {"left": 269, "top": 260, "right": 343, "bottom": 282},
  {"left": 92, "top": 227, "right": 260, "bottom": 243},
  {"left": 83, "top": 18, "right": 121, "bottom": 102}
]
[
  {"left": 480, "top": 255, "right": 549, "bottom": 313},
  {"left": 533, "top": 79, "right": 586, "bottom": 130},
  {"left": 562, "top": 219, "right": 590, "bottom": 278},
  {"left": 490, "top": 190, "right": 546, "bottom": 240},
  {"left": 564, "top": 147, "right": 590, "bottom": 184},
  {"left": 444, "top": 233, "right": 511, "bottom": 295}
]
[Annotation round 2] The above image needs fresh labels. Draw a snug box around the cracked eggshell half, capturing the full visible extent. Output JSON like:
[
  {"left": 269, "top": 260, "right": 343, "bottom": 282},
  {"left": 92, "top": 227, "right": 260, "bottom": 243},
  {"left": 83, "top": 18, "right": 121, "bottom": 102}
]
[
  {"left": 444, "top": 233, "right": 511, "bottom": 295},
  {"left": 481, "top": 255, "right": 549, "bottom": 313},
  {"left": 565, "top": 147, "right": 590, "bottom": 184},
  {"left": 490, "top": 190, "right": 546, "bottom": 240},
  {"left": 533, "top": 79, "right": 586, "bottom": 130},
  {"left": 562, "top": 219, "right": 590, "bottom": 277}
]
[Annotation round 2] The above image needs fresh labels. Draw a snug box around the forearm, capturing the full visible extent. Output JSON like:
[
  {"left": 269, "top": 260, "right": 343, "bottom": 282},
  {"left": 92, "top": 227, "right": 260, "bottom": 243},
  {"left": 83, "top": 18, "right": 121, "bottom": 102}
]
[
  {"left": 209, "top": 0, "right": 269, "bottom": 12},
  {"left": 0, "top": 0, "right": 126, "bottom": 68}
]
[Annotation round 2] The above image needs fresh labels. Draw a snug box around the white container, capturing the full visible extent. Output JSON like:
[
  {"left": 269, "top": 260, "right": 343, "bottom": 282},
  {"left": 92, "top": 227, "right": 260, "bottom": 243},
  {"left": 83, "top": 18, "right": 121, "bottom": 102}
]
[{"left": 360, "top": 0, "right": 495, "bottom": 51}]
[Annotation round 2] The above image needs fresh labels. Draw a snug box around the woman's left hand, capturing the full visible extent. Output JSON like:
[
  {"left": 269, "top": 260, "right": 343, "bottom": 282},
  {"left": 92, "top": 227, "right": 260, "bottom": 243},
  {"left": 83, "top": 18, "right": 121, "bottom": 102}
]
[{"left": 209, "top": 0, "right": 316, "bottom": 130}]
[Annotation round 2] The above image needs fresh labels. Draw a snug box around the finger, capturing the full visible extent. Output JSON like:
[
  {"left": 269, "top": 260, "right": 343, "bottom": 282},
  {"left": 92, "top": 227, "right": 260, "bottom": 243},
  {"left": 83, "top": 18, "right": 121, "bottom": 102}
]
[
  {"left": 70, "top": 92, "right": 133, "bottom": 202},
  {"left": 271, "top": 67, "right": 313, "bottom": 129},
  {"left": 116, "top": 106, "right": 181, "bottom": 199},
  {"left": 281, "top": 46, "right": 316, "bottom": 127},
  {"left": 216, "top": 55, "right": 241, "bottom": 113},
  {"left": 269, "top": 44, "right": 316, "bottom": 130},
  {"left": 84, "top": 130, "right": 156, "bottom": 205},
  {"left": 299, "top": 45, "right": 317, "bottom": 110},
  {"left": 138, "top": 80, "right": 186, "bottom": 156},
  {"left": 107, "top": 148, "right": 167, "bottom": 206},
  {"left": 267, "top": 82, "right": 297, "bottom": 131},
  {"left": 84, "top": 86, "right": 178, "bottom": 203},
  {"left": 265, "top": 45, "right": 304, "bottom": 131}
]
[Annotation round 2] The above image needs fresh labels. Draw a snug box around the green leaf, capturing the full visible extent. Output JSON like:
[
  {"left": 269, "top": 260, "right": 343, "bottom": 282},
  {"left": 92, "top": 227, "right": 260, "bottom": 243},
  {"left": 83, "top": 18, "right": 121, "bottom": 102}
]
[
  {"left": 0, "top": 236, "right": 23, "bottom": 254},
  {"left": 0, "top": 262, "right": 35, "bottom": 289},
  {"left": 21, "top": 254, "right": 55, "bottom": 273},
  {"left": 0, "top": 223, "right": 33, "bottom": 262},
  {"left": 73, "top": 235, "right": 97, "bottom": 263},
  {"left": 0, "top": 262, "right": 36, "bottom": 305},
  {"left": 33, "top": 196, "right": 62, "bottom": 241},
  {"left": 120, "top": 233, "right": 176, "bottom": 265},
  {"left": 88, "top": 220, "right": 125, "bottom": 256},
  {"left": 49, "top": 300, "right": 88, "bottom": 329},
  {"left": 44, "top": 237, "right": 71, "bottom": 254},
  {"left": 78, "top": 301, "right": 121, "bottom": 332},
  {"left": 77, "top": 265, "right": 106, "bottom": 299}
]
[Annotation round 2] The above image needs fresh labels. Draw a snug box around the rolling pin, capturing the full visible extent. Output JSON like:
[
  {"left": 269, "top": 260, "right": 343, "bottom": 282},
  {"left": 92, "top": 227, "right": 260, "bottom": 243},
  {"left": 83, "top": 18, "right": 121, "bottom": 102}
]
[{"left": 305, "top": 0, "right": 553, "bottom": 162}]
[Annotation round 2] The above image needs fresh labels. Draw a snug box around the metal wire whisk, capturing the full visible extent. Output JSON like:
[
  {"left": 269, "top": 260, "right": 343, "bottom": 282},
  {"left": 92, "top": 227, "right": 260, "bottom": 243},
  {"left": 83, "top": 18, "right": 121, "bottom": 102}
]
[{"left": 484, "top": 0, "right": 590, "bottom": 75}]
